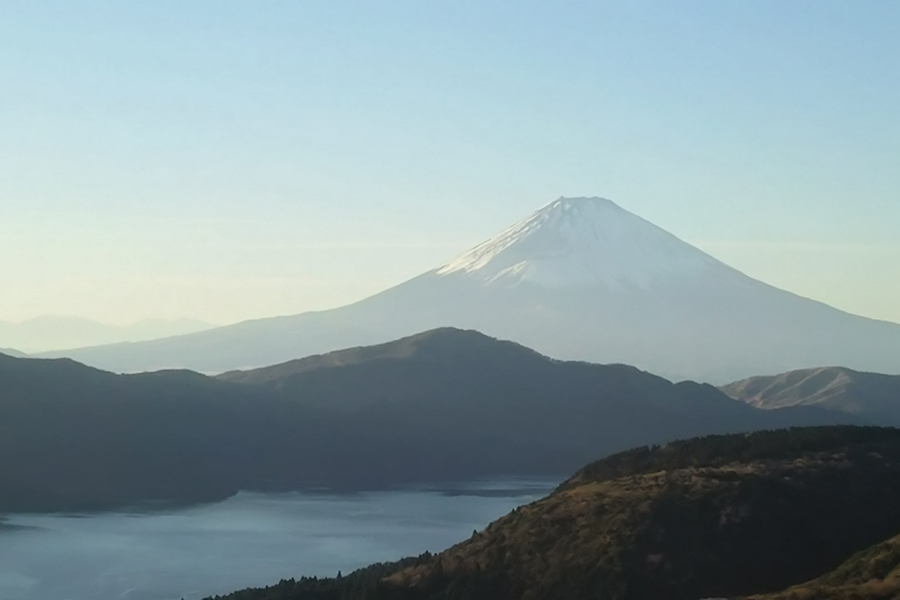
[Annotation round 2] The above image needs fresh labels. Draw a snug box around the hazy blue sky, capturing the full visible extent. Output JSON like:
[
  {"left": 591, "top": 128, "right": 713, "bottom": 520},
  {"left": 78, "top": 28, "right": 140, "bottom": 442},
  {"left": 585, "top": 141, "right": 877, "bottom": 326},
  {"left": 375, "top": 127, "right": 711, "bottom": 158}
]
[{"left": 1, "top": 1, "right": 898, "bottom": 325}]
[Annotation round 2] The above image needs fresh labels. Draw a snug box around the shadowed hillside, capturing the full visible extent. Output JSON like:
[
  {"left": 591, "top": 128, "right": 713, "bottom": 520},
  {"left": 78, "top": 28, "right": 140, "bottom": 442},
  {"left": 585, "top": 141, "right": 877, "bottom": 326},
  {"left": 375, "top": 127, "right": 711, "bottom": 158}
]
[
  {"left": 746, "top": 534, "right": 900, "bottom": 599},
  {"left": 217, "top": 329, "right": 855, "bottom": 467}
]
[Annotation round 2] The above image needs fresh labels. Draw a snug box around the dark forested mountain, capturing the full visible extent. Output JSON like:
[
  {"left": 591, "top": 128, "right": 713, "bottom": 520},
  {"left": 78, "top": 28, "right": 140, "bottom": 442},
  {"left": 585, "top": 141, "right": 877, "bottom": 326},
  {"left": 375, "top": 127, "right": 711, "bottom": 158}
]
[
  {"left": 0, "top": 330, "right": 853, "bottom": 513},
  {"left": 44, "top": 198, "right": 900, "bottom": 383},
  {"left": 0, "top": 352, "right": 319, "bottom": 512},
  {"left": 217, "top": 328, "right": 853, "bottom": 462},
  {"left": 723, "top": 367, "right": 900, "bottom": 425},
  {"left": 207, "top": 426, "right": 900, "bottom": 600}
]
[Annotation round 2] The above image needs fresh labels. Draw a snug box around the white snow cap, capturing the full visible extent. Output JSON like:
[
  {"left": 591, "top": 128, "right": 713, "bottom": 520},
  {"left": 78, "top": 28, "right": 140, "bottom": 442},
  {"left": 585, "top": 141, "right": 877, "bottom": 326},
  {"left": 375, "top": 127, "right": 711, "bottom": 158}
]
[{"left": 435, "top": 196, "right": 729, "bottom": 289}]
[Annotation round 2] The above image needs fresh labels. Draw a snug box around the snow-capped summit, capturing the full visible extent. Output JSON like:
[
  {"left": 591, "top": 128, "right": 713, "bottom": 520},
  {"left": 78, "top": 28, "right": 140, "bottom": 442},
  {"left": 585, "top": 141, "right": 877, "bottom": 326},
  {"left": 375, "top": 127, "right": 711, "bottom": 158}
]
[
  {"left": 44, "top": 195, "right": 900, "bottom": 383},
  {"left": 435, "top": 197, "right": 728, "bottom": 289}
]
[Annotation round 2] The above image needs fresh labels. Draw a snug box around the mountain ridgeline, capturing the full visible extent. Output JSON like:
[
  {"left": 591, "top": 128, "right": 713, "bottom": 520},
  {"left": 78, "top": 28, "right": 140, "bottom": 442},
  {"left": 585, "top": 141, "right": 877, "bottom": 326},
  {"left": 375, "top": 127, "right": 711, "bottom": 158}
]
[
  {"left": 207, "top": 426, "right": 900, "bottom": 600},
  {"left": 723, "top": 366, "right": 900, "bottom": 425},
  {"left": 42, "top": 197, "right": 900, "bottom": 383},
  {"left": 0, "top": 315, "right": 213, "bottom": 353},
  {"left": 0, "top": 329, "right": 854, "bottom": 513}
]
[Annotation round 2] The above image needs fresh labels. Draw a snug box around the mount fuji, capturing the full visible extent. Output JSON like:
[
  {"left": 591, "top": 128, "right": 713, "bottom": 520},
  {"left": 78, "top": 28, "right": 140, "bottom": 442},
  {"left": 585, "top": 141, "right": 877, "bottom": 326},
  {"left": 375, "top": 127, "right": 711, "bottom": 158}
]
[{"left": 44, "top": 197, "right": 900, "bottom": 382}]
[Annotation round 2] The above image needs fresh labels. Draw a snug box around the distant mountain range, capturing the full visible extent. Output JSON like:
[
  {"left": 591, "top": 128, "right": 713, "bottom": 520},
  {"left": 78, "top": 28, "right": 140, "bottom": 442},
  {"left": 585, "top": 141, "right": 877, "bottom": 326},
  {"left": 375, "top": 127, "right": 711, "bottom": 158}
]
[
  {"left": 42, "top": 197, "right": 900, "bottom": 383},
  {"left": 0, "top": 315, "right": 213, "bottom": 353},
  {"left": 723, "top": 367, "right": 900, "bottom": 424},
  {"left": 0, "top": 329, "right": 853, "bottom": 513},
  {"left": 206, "top": 426, "right": 900, "bottom": 600}
]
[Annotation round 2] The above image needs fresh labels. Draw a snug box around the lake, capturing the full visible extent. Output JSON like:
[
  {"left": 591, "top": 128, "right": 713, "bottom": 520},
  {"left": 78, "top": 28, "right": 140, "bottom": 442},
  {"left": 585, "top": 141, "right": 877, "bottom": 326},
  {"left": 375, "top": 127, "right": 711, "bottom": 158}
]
[{"left": 0, "top": 479, "right": 555, "bottom": 600}]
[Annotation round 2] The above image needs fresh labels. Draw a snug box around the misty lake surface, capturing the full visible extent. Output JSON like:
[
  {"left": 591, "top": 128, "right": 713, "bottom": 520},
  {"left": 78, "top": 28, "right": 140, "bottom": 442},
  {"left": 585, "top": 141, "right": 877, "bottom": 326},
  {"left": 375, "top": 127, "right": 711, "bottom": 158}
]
[{"left": 0, "top": 479, "right": 556, "bottom": 600}]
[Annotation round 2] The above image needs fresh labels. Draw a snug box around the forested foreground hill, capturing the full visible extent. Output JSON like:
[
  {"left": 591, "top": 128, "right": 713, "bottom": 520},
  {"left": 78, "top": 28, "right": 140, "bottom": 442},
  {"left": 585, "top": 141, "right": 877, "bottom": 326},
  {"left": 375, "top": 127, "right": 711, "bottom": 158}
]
[{"left": 207, "top": 426, "right": 900, "bottom": 600}]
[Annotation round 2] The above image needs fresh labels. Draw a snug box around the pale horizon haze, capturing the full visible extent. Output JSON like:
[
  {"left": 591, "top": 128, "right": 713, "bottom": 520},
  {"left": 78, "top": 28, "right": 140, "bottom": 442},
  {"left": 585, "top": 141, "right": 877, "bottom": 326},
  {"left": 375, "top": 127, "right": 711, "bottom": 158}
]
[{"left": 2, "top": 2, "right": 898, "bottom": 327}]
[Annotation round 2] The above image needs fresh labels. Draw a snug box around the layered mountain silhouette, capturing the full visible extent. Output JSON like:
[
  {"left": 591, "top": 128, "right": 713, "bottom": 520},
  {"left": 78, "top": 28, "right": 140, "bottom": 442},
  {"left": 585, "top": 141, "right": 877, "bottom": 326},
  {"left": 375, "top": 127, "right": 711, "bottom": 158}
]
[
  {"left": 42, "top": 197, "right": 900, "bottom": 382},
  {"left": 0, "top": 329, "right": 851, "bottom": 513},
  {"left": 723, "top": 367, "right": 900, "bottom": 425},
  {"left": 1, "top": 315, "right": 213, "bottom": 353},
  {"left": 207, "top": 426, "right": 900, "bottom": 600}
]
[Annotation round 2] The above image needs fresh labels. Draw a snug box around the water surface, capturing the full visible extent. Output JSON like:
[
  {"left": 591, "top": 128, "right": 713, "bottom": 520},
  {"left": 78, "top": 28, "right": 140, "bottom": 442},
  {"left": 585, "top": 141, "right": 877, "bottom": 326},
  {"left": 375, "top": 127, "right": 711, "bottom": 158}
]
[{"left": 0, "top": 479, "right": 555, "bottom": 600}]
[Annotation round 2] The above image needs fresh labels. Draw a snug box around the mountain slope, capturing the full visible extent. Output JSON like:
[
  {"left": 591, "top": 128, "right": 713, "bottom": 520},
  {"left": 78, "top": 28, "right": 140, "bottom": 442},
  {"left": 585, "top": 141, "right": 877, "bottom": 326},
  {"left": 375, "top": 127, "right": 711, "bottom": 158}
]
[
  {"left": 0, "top": 330, "right": 853, "bottom": 513},
  {"left": 206, "top": 426, "right": 900, "bottom": 600},
  {"left": 43, "top": 197, "right": 900, "bottom": 382},
  {"left": 722, "top": 367, "right": 900, "bottom": 425}
]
